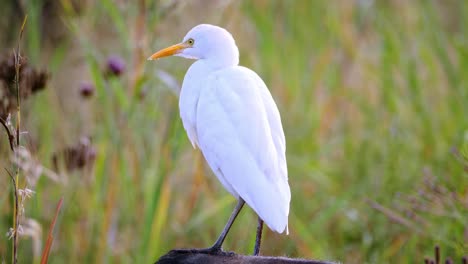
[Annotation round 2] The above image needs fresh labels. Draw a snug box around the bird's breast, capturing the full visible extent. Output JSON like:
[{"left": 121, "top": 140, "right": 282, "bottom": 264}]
[{"left": 179, "top": 61, "right": 217, "bottom": 148}]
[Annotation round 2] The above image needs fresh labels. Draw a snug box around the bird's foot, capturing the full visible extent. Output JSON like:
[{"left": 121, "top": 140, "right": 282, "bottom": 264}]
[{"left": 170, "top": 246, "right": 234, "bottom": 257}]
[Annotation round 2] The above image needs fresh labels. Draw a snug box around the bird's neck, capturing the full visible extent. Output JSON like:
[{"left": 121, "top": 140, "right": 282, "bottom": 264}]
[
  {"left": 185, "top": 60, "right": 218, "bottom": 83},
  {"left": 180, "top": 60, "right": 214, "bottom": 111},
  {"left": 203, "top": 45, "right": 239, "bottom": 70}
]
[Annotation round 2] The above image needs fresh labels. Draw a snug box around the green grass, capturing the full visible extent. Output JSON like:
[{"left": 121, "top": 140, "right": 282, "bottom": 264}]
[{"left": 0, "top": 1, "right": 467, "bottom": 263}]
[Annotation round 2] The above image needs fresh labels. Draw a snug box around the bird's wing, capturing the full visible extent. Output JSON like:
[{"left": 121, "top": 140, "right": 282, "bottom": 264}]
[
  {"left": 196, "top": 66, "right": 290, "bottom": 233},
  {"left": 253, "top": 71, "right": 288, "bottom": 183}
]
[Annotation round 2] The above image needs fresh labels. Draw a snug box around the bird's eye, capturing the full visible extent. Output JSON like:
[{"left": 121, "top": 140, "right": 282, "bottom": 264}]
[{"left": 187, "top": 38, "right": 195, "bottom": 45}]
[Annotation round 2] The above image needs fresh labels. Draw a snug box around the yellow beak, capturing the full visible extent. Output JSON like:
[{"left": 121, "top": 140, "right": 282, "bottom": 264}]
[{"left": 147, "top": 43, "right": 189, "bottom": 60}]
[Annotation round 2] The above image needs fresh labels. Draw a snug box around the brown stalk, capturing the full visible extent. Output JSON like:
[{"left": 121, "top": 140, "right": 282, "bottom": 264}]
[
  {"left": 40, "top": 197, "right": 64, "bottom": 264},
  {"left": 368, "top": 200, "right": 422, "bottom": 233},
  {"left": 0, "top": 117, "right": 15, "bottom": 151},
  {"left": 5, "top": 169, "right": 18, "bottom": 264},
  {"left": 130, "top": 0, "right": 146, "bottom": 95},
  {"left": 15, "top": 16, "right": 27, "bottom": 147},
  {"left": 11, "top": 15, "right": 28, "bottom": 264}
]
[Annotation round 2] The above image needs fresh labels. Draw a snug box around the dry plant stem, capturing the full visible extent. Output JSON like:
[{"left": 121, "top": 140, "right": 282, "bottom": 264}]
[
  {"left": 11, "top": 15, "right": 27, "bottom": 264},
  {"left": 40, "top": 197, "right": 64, "bottom": 264},
  {"left": 131, "top": 0, "right": 146, "bottom": 94},
  {"left": 0, "top": 117, "right": 15, "bottom": 151},
  {"left": 5, "top": 169, "right": 18, "bottom": 264},
  {"left": 368, "top": 199, "right": 422, "bottom": 233}
]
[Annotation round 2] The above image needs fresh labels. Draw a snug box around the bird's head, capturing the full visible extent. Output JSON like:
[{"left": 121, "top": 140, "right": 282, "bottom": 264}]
[{"left": 148, "top": 24, "right": 239, "bottom": 68}]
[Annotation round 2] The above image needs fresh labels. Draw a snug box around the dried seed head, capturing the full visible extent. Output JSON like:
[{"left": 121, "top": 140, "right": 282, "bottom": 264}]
[
  {"left": 18, "top": 188, "right": 35, "bottom": 199},
  {"left": 6, "top": 227, "right": 15, "bottom": 240},
  {"left": 0, "top": 53, "right": 48, "bottom": 118},
  {"left": 53, "top": 136, "right": 96, "bottom": 172},
  {"left": 13, "top": 147, "right": 60, "bottom": 186}
]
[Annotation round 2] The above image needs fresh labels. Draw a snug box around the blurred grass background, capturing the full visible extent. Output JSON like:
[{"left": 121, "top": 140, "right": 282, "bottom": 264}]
[{"left": 0, "top": 0, "right": 467, "bottom": 263}]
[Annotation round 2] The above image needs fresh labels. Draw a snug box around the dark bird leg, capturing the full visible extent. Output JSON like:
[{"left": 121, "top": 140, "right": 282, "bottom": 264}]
[
  {"left": 171, "top": 199, "right": 245, "bottom": 256},
  {"left": 210, "top": 198, "right": 245, "bottom": 250},
  {"left": 178, "top": 198, "right": 245, "bottom": 255},
  {"left": 253, "top": 217, "right": 264, "bottom": 255}
]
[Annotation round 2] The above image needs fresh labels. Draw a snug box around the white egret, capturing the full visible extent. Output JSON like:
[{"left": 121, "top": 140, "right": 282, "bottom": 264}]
[{"left": 148, "top": 24, "right": 290, "bottom": 255}]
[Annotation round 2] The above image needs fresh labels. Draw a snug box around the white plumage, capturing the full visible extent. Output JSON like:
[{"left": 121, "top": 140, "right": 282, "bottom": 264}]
[{"left": 149, "top": 24, "right": 290, "bottom": 236}]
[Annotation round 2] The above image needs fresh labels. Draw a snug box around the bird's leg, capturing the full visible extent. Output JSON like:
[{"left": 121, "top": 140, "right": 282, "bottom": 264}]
[
  {"left": 208, "top": 198, "right": 245, "bottom": 252},
  {"left": 253, "top": 217, "right": 264, "bottom": 256},
  {"left": 174, "top": 199, "right": 244, "bottom": 256}
]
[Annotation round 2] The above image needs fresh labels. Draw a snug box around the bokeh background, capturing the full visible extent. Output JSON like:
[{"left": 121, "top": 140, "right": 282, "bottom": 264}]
[{"left": 0, "top": 0, "right": 467, "bottom": 263}]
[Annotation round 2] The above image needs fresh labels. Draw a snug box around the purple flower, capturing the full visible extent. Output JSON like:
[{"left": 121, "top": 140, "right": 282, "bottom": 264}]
[
  {"left": 80, "top": 81, "right": 94, "bottom": 98},
  {"left": 107, "top": 55, "right": 126, "bottom": 76}
]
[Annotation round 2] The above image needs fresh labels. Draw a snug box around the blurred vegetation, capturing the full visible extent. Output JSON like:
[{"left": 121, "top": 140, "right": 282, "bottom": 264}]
[{"left": 0, "top": 0, "right": 467, "bottom": 263}]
